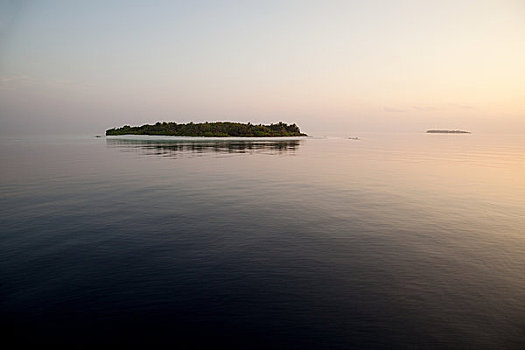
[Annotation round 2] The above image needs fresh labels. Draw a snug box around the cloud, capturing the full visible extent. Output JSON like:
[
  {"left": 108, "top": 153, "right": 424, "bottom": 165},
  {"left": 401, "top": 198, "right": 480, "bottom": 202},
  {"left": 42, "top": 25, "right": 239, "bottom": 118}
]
[
  {"left": 0, "top": 75, "right": 32, "bottom": 90},
  {"left": 383, "top": 107, "right": 407, "bottom": 113},
  {"left": 383, "top": 104, "right": 476, "bottom": 114},
  {"left": 449, "top": 103, "right": 474, "bottom": 110},
  {"left": 412, "top": 106, "right": 438, "bottom": 111},
  {"left": 0, "top": 74, "right": 93, "bottom": 91}
]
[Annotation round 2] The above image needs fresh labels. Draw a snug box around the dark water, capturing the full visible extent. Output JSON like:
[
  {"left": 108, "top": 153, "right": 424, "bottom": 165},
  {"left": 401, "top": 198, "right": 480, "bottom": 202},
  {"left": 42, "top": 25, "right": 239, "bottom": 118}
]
[{"left": 1, "top": 134, "right": 525, "bottom": 348}]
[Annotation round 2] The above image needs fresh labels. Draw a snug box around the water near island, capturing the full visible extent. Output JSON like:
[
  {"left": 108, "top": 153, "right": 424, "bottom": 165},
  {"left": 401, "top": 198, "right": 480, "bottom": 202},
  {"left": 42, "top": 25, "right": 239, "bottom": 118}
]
[{"left": 1, "top": 133, "right": 524, "bottom": 348}]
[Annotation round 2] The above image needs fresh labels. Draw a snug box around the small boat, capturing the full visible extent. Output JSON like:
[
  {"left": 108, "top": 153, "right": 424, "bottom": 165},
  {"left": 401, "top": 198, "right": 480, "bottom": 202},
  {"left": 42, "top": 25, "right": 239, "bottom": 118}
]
[{"left": 348, "top": 137, "right": 359, "bottom": 140}]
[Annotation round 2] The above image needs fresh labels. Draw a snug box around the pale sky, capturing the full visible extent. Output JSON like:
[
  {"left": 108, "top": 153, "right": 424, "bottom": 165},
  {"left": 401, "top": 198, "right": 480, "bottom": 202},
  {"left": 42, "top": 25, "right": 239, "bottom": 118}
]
[{"left": 1, "top": 0, "right": 524, "bottom": 135}]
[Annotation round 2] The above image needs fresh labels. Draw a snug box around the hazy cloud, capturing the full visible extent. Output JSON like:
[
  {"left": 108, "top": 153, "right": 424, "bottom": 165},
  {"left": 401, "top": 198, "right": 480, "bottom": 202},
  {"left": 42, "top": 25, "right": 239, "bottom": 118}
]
[
  {"left": 0, "top": 74, "right": 92, "bottom": 91},
  {"left": 383, "top": 107, "right": 407, "bottom": 113},
  {"left": 413, "top": 106, "right": 438, "bottom": 112},
  {"left": 0, "top": 74, "right": 31, "bottom": 90},
  {"left": 449, "top": 103, "right": 474, "bottom": 110}
]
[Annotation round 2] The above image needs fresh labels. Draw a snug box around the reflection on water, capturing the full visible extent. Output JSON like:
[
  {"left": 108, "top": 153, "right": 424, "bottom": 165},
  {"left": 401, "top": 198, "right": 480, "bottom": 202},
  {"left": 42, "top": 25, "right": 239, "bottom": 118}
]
[
  {"left": 106, "top": 137, "right": 302, "bottom": 157},
  {"left": 2, "top": 134, "right": 525, "bottom": 348}
]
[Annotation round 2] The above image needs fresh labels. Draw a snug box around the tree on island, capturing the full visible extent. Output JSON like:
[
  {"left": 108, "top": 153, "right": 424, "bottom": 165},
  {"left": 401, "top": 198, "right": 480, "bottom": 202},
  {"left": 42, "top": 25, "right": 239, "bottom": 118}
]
[{"left": 106, "top": 121, "right": 307, "bottom": 137}]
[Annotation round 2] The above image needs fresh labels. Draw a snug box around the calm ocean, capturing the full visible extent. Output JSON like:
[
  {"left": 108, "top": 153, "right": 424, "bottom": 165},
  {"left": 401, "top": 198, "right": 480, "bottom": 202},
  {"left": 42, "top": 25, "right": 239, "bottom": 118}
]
[{"left": 1, "top": 133, "right": 524, "bottom": 348}]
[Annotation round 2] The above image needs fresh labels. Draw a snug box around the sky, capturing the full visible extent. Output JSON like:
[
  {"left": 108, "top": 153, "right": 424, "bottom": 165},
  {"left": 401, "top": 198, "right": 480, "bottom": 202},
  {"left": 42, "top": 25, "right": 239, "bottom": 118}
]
[{"left": 0, "top": 0, "right": 524, "bottom": 136}]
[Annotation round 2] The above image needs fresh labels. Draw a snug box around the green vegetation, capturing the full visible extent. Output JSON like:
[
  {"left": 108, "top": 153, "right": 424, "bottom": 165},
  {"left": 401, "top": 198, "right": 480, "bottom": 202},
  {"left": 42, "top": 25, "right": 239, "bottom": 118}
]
[
  {"left": 106, "top": 122, "right": 307, "bottom": 137},
  {"left": 426, "top": 130, "right": 471, "bottom": 134}
]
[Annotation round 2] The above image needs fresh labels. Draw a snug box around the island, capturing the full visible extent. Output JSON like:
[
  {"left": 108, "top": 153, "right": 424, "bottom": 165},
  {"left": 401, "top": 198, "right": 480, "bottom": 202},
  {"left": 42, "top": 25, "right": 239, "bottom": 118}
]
[
  {"left": 426, "top": 130, "right": 471, "bottom": 134},
  {"left": 106, "top": 122, "right": 307, "bottom": 137}
]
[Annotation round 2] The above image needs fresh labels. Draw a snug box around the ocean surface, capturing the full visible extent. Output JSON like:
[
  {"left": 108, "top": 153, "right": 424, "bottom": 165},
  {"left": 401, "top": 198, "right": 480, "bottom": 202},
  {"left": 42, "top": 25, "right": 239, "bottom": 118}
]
[{"left": 1, "top": 133, "right": 524, "bottom": 348}]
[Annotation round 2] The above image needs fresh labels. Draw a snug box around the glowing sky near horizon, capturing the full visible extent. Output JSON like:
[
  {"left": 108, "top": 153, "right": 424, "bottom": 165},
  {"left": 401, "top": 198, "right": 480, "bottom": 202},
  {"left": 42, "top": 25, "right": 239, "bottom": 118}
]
[{"left": 0, "top": 0, "right": 524, "bottom": 135}]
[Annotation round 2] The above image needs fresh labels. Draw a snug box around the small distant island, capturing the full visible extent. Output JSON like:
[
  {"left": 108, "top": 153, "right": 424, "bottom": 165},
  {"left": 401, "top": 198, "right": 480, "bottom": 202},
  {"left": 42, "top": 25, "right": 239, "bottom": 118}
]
[
  {"left": 106, "top": 122, "right": 307, "bottom": 137},
  {"left": 426, "top": 130, "right": 471, "bottom": 134}
]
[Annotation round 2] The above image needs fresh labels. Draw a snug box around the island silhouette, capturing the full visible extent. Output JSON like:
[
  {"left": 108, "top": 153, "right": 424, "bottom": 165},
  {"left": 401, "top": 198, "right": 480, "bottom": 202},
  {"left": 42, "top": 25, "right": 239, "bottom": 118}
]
[
  {"left": 106, "top": 122, "right": 306, "bottom": 137},
  {"left": 426, "top": 130, "right": 471, "bottom": 134}
]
